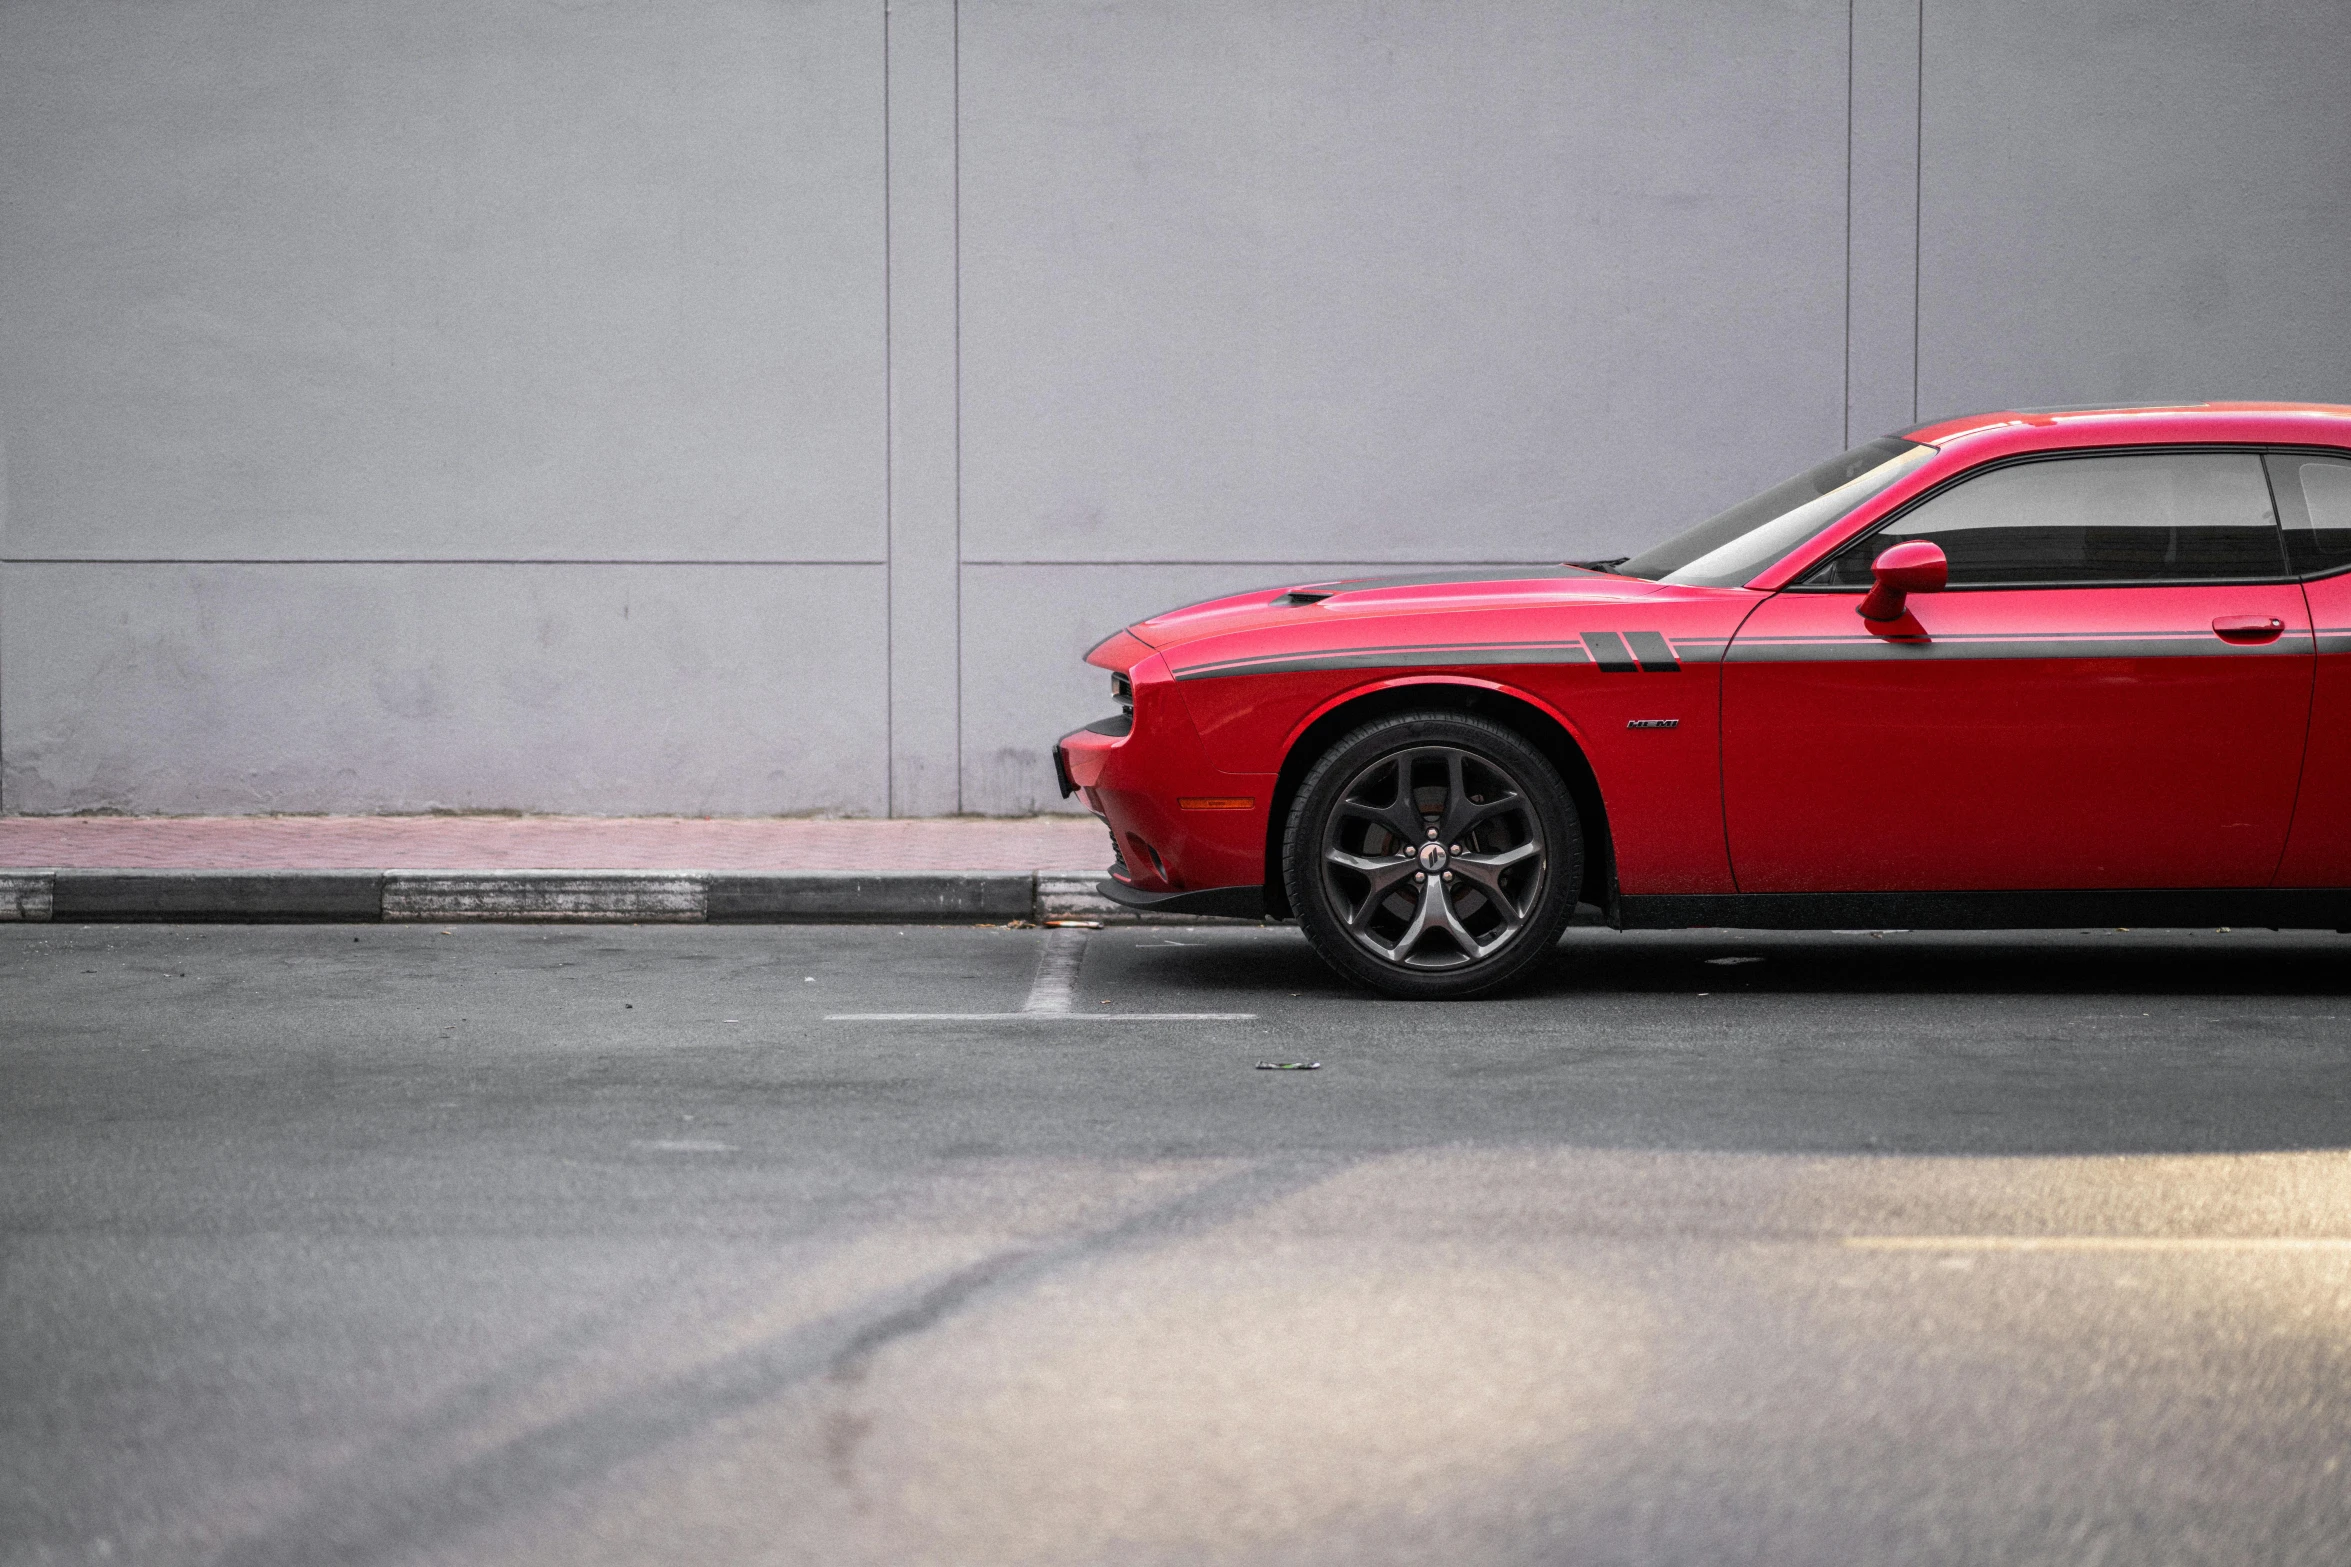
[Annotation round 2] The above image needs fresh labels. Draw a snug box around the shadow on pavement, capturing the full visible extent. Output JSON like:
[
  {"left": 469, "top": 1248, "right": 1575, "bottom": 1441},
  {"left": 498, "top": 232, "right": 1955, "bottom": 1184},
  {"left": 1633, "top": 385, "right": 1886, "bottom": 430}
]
[
  {"left": 1096, "top": 926, "right": 2351, "bottom": 1159},
  {"left": 1528, "top": 930, "right": 2351, "bottom": 999},
  {"left": 1111, "top": 925, "right": 2351, "bottom": 1001}
]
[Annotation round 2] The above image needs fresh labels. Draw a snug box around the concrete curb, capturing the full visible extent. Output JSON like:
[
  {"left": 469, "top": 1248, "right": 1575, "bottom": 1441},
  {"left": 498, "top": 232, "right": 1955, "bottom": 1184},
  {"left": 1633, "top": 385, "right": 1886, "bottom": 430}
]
[
  {"left": 0, "top": 869, "right": 1231, "bottom": 925},
  {"left": 51, "top": 870, "right": 384, "bottom": 922}
]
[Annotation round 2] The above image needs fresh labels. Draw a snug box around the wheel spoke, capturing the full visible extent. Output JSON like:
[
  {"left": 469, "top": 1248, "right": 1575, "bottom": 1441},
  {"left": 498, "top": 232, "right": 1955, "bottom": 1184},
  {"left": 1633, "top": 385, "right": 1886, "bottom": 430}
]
[
  {"left": 1336, "top": 795, "right": 1422, "bottom": 845},
  {"left": 1324, "top": 848, "right": 1419, "bottom": 925},
  {"left": 1348, "top": 886, "right": 1410, "bottom": 937},
  {"left": 1381, "top": 875, "right": 1445, "bottom": 962},
  {"left": 1382, "top": 874, "right": 1489, "bottom": 967},
  {"left": 1447, "top": 839, "right": 1540, "bottom": 914},
  {"left": 1438, "top": 788, "right": 1524, "bottom": 844},
  {"left": 1336, "top": 753, "right": 1422, "bottom": 843},
  {"left": 1423, "top": 874, "right": 1485, "bottom": 953}
]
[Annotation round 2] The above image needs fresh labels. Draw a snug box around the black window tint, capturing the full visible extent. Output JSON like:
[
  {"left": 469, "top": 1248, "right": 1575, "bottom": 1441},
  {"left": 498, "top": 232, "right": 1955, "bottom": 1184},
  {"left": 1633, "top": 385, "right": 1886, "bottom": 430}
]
[
  {"left": 2267, "top": 452, "right": 2351, "bottom": 576},
  {"left": 1808, "top": 452, "right": 2285, "bottom": 589}
]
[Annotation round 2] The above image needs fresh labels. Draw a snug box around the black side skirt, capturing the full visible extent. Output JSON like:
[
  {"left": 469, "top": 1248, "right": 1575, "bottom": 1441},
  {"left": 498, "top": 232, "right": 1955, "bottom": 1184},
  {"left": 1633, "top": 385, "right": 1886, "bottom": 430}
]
[
  {"left": 1095, "top": 880, "right": 1267, "bottom": 920},
  {"left": 1618, "top": 889, "right": 2351, "bottom": 931}
]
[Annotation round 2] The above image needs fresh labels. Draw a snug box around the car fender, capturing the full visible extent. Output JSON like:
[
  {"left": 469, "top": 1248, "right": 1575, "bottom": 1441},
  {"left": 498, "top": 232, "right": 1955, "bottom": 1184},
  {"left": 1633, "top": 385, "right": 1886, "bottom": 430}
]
[{"left": 1273, "top": 672, "right": 1596, "bottom": 763}]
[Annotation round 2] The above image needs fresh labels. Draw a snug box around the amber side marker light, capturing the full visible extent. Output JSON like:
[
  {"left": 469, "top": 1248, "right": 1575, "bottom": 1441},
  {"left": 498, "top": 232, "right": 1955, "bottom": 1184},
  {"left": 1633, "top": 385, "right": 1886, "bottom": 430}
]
[{"left": 1178, "top": 797, "right": 1256, "bottom": 812}]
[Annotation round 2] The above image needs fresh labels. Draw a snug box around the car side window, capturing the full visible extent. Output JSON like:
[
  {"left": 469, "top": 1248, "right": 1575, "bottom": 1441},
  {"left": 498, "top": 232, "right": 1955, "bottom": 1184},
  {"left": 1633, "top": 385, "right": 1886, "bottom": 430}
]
[
  {"left": 2265, "top": 451, "right": 2351, "bottom": 577},
  {"left": 1806, "top": 451, "right": 2286, "bottom": 589}
]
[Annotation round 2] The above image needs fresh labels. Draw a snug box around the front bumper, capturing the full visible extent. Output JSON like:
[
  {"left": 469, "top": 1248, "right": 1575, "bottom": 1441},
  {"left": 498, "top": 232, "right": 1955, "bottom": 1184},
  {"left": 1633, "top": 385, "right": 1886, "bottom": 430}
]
[
  {"left": 1053, "top": 653, "right": 1269, "bottom": 897},
  {"left": 1053, "top": 715, "right": 1129, "bottom": 798}
]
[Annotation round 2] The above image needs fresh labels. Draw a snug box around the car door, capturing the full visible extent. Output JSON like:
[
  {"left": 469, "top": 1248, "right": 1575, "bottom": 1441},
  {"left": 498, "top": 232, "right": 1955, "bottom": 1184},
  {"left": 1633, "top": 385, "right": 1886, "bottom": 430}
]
[
  {"left": 1722, "top": 448, "right": 2314, "bottom": 892},
  {"left": 2270, "top": 448, "right": 2351, "bottom": 886}
]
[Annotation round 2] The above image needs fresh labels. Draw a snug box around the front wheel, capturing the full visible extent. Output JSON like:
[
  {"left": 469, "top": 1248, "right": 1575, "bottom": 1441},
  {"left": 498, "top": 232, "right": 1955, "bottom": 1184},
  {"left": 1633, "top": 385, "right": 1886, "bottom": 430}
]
[{"left": 1283, "top": 712, "right": 1582, "bottom": 999}]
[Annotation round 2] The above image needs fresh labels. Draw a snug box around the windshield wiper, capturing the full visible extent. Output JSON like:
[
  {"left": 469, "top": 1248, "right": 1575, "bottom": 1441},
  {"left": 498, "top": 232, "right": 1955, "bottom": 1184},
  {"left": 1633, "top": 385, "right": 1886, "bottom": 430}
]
[{"left": 1565, "top": 556, "right": 1628, "bottom": 574}]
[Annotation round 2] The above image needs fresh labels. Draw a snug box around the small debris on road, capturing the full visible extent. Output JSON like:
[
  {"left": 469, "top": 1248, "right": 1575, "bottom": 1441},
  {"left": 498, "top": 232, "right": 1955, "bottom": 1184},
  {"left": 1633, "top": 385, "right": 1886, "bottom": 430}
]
[{"left": 1256, "top": 1061, "right": 1320, "bottom": 1071}]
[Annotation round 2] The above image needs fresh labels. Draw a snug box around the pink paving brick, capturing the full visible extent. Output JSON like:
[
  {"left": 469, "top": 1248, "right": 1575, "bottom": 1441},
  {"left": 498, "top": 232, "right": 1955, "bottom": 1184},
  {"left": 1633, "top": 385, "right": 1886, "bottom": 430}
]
[{"left": 0, "top": 816, "right": 1115, "bottom": 872}]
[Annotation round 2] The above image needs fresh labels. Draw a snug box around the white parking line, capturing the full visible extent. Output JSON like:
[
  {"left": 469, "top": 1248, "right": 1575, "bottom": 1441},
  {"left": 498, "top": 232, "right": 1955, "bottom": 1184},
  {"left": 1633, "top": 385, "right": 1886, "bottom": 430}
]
[
  {"left": 1024, "top": 925, "right": 1087, "bottom": 1014},
  {"left": 825, "top": 1012, "right": 1258, "bottom": 1022},
  {"left": 825, "top": 925, "right": 1256, "bottom": 1021},
  {"left": 1844, "top": 1236, "right": 2351, "bottom": 1253}
]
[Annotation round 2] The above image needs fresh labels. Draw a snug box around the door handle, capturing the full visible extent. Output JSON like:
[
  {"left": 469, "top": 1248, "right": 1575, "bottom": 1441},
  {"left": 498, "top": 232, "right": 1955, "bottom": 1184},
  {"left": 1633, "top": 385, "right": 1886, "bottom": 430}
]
[{"left": 2211, "top": 615, "right": 2285, "bottom": 644}]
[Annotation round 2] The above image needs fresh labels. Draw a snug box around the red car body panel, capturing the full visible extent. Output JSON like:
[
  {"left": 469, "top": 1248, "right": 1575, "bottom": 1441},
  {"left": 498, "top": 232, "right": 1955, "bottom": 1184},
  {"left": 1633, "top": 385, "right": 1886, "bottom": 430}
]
[
  {"left": 1059, "top": 651, "right": 1267, "bottom": 894},
  {"left": 1153, "top": 577, "right": 1759, "bottom": 896},
  {"left": 1057, "top": 403, "right": 2351, "bottom": 922},
  {"left": 2278, "top": 566, "right": 2351, "bottom": 887},
  {"left": 1723, "top": 583, "right": 2313, "bottom": 890}
]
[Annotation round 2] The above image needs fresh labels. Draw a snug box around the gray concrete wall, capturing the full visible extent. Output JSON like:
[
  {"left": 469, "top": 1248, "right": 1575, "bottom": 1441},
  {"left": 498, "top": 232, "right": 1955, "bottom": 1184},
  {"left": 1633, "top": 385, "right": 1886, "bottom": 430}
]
[
  {"left": 3, "top": 0, "right": 2346, "bottom": 817},
  {"left": 1917, "top": 0, "right": 2351, "bottom": 417}
]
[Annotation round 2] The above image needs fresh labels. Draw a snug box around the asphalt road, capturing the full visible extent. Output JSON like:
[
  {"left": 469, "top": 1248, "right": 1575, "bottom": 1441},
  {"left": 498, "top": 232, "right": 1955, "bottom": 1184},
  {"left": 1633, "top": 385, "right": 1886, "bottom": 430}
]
[{"left": 6, "top": 919, "right": 2351, "bottom": 1566}]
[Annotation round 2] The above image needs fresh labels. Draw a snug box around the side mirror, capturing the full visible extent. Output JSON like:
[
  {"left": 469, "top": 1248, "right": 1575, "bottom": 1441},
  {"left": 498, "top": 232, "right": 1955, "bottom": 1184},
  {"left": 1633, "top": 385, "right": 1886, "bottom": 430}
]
[{"left": 1857, "top": 539, "right": 1948, "bottom": 623}]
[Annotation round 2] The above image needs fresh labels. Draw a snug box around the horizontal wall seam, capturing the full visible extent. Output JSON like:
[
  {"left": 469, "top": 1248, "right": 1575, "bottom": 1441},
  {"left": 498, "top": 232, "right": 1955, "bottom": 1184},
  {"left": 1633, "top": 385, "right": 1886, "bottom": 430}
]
[
  {"left": 961, "top": 558, "right": 1570, "bottom": 568},
  {"left": 8, "top": 556, "right": 1576, "bottom": 569},
  {"left": 1, "top": 558, "right": 893, "bottom": 567}
]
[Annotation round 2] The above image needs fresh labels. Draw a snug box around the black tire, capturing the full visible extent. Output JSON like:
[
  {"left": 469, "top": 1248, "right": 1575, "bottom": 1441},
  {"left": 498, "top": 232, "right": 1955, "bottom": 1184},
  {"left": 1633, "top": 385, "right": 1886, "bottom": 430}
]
[{"left": 1282, "top": 712, "right": 1582, "bottom": 999}]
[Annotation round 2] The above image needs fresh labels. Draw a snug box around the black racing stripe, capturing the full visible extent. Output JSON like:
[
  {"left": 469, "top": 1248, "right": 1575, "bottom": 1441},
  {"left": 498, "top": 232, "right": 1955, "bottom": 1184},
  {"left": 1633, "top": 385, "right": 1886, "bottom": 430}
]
[
  {"left": 1623, "top": 630, "right": 1680, "bottom": 672},
  {"left": 1171, "top": 638, "right": 1502, "bottom": 678},
  {"left": 2316, "top": 630, "right": 2351, "bottom": 655},
  {"left": 1172, "top": 641, "right": 1594, "bottom": 681},
  {"left": 1725, "top": 633, "right": 2305, "bottom": 663},
  {"left": 1666, "top": 638, "right": 1729, "bottom": 664},
  {"left": 1580, "top": 631, "right": 1640, "bottom": 672}
]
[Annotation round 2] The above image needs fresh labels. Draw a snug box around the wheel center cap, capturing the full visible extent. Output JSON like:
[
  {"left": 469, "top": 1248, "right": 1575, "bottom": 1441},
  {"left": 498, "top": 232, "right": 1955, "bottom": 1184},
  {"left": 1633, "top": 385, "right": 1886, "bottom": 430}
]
[{"left": 1418, "top": 842, "right": 1449, "bottom": 872}]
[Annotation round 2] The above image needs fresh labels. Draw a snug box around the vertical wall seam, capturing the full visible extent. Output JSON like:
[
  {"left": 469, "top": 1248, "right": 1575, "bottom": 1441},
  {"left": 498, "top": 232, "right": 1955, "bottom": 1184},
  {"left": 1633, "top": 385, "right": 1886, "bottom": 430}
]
[
  {"left": 951, "top": 0, "right": 963, "bottom": 814},
  {"left": 879, "top": 0, "right": 883, "bottom": 822},
  {"left": 1, "top": 441, "right": 8, "bottom": 812},
  {"left": 1911, "top": 0, "right": 1925, "bottom": 425},
  {"left": 883, "top": 0, "right": 957, "bottom": 818},
  {"left": 1843, "top": 0, "right": 1855, "bottom": 450}
]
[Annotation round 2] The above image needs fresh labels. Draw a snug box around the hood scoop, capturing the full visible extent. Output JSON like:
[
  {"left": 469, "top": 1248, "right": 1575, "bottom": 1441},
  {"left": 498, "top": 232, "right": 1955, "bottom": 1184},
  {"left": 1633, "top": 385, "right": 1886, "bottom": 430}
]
[{"left": 1275, "top": 567, "right": 1595, "bottom": 609}]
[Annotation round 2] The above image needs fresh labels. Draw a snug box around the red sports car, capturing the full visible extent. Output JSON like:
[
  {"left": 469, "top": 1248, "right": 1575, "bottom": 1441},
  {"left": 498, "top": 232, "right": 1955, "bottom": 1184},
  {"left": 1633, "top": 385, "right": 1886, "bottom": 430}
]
[{"left": 1056, "top": 402, "right": 2351, "bottom": 997}]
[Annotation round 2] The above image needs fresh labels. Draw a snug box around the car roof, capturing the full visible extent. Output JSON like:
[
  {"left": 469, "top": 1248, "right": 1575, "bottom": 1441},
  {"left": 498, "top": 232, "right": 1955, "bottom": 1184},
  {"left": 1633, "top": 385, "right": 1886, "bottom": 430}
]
[{"left": 1901, "top": 400, "right": 2351, "bottom": 448}]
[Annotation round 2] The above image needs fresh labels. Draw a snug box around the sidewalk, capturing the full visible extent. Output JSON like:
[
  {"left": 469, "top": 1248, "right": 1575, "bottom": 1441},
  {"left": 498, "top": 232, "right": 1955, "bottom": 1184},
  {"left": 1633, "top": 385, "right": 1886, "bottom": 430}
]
[
  {"left": 0, "top": 816, "right": 1171, "bottom": 925},
  {"left": 0, "top": 815, "right": 1108, "bottom": 871}
]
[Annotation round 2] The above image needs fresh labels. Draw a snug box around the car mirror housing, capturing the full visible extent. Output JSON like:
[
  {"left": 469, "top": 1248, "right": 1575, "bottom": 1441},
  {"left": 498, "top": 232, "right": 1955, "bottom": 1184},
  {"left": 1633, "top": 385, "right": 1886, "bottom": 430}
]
[{"left": 1857, "top": 539, "right": 1949, "bottom": 623}]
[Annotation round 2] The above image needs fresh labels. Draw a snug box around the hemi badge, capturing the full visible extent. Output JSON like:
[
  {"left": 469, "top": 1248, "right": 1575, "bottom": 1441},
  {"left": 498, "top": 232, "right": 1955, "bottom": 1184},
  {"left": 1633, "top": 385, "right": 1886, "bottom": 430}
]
[
  {"left": 1179, "top": 796, "right": 1256, "bottom": 811},
  {"left": 1626, "top": 718, "right": 1679, "bottom": 730}
]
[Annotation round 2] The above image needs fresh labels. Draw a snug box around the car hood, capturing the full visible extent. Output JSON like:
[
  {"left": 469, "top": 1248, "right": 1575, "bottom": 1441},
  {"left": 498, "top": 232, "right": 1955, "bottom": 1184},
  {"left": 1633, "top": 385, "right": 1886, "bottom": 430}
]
[{"left": 1124, "top": 567, "right": 1669, "bottom": 650}]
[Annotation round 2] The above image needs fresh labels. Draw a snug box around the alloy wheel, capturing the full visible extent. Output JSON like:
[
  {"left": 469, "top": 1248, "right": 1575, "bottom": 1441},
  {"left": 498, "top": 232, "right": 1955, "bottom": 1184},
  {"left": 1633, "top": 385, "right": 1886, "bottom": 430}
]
[{"left": 1318, "top": 743, "right": 1549, "bottom": 971}]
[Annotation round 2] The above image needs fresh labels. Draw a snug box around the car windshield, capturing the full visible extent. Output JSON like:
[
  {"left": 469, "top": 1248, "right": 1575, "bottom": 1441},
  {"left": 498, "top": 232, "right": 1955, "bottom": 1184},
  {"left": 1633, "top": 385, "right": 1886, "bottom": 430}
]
[{"left": 1615, "top": 436, "right": 1935, "bottom": 587}]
